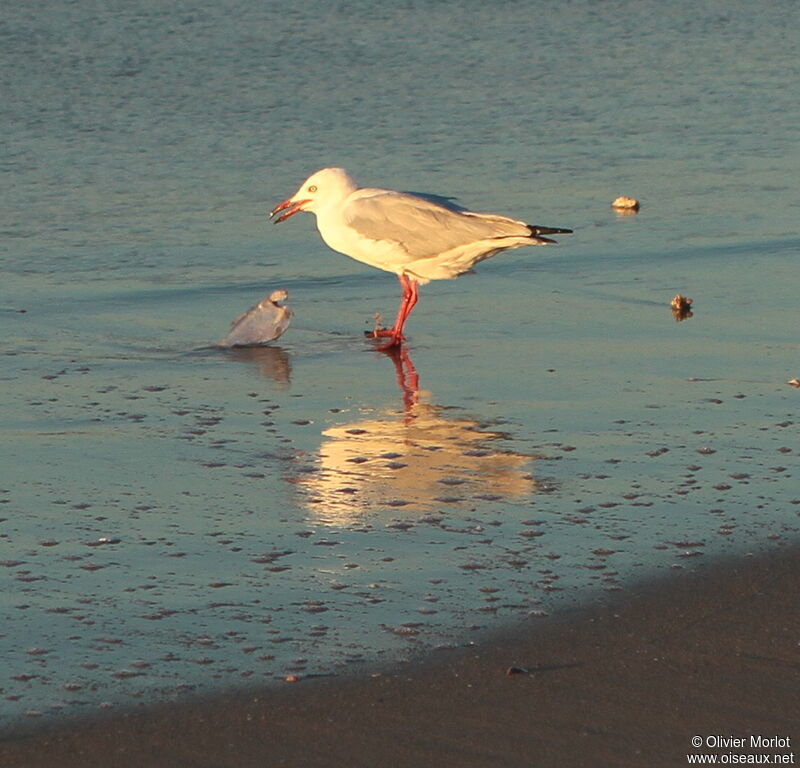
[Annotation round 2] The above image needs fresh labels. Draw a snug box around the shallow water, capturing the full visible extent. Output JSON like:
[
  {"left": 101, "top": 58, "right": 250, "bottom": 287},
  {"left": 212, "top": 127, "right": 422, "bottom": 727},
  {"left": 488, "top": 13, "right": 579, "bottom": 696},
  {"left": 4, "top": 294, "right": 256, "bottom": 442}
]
[{"left": 2, "top": 0, "right": 799, "bottom": 730}]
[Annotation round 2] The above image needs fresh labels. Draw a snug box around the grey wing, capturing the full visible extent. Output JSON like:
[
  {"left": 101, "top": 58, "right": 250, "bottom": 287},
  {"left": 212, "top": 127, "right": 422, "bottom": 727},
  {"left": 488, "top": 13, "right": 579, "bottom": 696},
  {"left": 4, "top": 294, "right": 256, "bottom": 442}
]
[
  {"left": 399, "top": 191, "right": 468, "bottom": 212},
  {"left": 343, "top": 191, "right": 532, "bottom": 260}
]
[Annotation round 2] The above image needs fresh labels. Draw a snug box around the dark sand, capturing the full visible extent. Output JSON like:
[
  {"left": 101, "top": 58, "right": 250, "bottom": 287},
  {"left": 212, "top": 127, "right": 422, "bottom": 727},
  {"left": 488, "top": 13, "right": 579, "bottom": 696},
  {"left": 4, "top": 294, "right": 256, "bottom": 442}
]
[{"left": 2, "top": 546, "right": 798, "bottom": 768}]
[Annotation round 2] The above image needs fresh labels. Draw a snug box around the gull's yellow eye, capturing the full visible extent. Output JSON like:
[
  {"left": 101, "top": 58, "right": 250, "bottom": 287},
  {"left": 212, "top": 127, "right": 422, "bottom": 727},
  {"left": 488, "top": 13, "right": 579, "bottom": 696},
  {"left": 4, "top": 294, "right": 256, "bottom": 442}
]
[{"left": 308, "top": 185, "right": 317, "bottom": 193}]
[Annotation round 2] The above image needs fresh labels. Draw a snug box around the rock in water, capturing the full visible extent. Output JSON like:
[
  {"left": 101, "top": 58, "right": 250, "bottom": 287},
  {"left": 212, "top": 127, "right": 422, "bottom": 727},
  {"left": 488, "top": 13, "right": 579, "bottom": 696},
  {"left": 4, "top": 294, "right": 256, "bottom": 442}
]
[
  {"left": 220, "top": 290, "right": 292, "bottom": 347},
  {"left": 611, "top": 196, "right": 640, "bottom": 212},
  {"left": 670, "top": 294, "right": 694, "bottom": 322}
]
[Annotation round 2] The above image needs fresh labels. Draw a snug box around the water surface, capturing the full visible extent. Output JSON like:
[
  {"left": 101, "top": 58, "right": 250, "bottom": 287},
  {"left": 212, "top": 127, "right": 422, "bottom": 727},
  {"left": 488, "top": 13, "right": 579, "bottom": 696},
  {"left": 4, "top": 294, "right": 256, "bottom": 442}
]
[{"left": 1, "top": 0, "right": 798, "bottom": 731}]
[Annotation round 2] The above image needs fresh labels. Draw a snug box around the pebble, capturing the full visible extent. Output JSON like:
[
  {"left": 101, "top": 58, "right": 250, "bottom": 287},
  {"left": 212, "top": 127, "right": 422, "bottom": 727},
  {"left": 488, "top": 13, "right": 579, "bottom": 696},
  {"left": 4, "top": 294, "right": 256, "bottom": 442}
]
[
  {"left": 505, "top": 666, "right": 529, "bottom": 676},
  {"left": 611, "top": 196, "right": 640, "bottom": 211}
]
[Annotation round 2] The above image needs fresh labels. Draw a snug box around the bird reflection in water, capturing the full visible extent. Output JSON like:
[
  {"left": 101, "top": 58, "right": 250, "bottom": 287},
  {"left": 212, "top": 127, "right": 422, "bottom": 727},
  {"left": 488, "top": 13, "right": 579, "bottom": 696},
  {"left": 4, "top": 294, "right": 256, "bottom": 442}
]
[{"left": 299, "top": 347, "right": 536, "bottom": 526}]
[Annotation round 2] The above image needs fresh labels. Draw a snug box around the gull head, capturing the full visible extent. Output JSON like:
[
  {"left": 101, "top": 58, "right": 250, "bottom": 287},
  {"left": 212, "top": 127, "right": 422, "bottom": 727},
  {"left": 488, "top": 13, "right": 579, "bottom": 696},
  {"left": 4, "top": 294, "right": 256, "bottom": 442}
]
[{"left": 269, "top": 168, "right": 357, "bottom": 223}]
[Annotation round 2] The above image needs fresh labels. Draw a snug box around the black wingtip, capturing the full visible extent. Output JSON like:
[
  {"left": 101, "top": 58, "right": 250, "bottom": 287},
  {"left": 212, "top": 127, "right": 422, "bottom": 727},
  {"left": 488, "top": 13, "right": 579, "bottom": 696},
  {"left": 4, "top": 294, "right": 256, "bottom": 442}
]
[{"left": 529, "top": 225, "right": 573, "bottom": 236}]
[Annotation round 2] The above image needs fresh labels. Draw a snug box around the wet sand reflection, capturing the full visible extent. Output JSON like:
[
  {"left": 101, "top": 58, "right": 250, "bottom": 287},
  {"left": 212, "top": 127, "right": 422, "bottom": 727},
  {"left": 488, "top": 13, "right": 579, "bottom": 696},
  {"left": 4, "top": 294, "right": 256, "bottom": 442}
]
[
  {"left": 222, "top": 345, "right": 292, "bottom": 388},
  {"left": 299, "top": 348, "right": 536, "bottom": 526}
]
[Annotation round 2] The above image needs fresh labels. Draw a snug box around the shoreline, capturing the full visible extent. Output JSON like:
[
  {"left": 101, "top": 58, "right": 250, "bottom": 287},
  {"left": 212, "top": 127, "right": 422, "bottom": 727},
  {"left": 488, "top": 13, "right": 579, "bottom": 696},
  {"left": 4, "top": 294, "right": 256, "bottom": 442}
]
[{"left": 2, "top": 545, "right": 798, "bottom": 767}]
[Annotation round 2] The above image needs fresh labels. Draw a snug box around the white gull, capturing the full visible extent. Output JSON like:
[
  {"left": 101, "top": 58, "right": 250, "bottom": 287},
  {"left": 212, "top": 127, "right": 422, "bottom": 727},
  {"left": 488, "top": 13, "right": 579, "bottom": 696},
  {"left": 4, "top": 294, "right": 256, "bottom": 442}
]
[{"left": 270, "top": 168, "right": 571, "bottom": 348}]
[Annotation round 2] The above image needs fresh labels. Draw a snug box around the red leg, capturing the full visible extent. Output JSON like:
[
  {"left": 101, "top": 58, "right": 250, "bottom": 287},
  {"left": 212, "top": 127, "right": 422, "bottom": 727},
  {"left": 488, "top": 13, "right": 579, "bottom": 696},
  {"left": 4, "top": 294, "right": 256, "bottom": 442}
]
[
  {"left": 370, "top": 274, "right": 419, "bottom": 348},
  {"left": 375, "top": 276, "right": 418, "bottom": 350},
  {"left": 395, "top": 278, "right": 418, "bottom": 336},
  {"left": 371, "top": 274, "right": 411, "bottom": 338}
]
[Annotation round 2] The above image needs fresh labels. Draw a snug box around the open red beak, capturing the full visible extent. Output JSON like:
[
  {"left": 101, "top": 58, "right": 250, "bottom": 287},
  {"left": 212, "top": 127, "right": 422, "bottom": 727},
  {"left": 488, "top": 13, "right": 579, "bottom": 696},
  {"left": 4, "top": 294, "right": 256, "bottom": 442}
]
[{"left": 269, "top": 198, "right": 311, "bottom": 223}]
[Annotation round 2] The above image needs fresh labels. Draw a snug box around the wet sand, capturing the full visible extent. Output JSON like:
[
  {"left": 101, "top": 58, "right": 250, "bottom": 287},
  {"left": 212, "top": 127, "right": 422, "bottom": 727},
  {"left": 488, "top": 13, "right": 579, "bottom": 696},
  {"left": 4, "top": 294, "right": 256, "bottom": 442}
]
[{"left": 3, "top": 545, "right": 797, "bottom": 768}]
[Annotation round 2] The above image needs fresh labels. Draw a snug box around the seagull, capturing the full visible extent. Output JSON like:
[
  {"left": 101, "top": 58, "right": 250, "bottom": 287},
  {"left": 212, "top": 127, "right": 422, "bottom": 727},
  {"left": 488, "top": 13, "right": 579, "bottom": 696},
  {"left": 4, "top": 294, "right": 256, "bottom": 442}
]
[{"left": 270, "top": 168, "right": 571, "bottom": 348}]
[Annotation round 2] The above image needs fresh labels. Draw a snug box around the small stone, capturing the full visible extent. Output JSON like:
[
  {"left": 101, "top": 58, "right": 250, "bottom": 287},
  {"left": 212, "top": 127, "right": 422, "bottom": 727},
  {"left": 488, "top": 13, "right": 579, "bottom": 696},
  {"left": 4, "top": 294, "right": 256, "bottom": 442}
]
[
  {"left": 611, "top": 196, "right": 640, "bottom": 212},
  {"left": 505, "top": 665, "right": 529, "bottom": 676}
]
